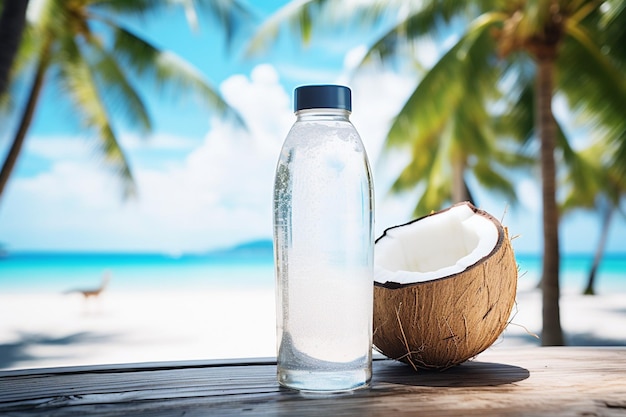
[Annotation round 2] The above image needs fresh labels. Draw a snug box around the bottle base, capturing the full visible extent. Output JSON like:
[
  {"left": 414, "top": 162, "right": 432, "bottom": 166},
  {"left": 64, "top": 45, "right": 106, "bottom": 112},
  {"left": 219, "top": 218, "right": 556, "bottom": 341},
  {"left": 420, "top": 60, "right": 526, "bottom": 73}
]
[{"left": 277, "top": 367, "right": 371, "bottom": 393}]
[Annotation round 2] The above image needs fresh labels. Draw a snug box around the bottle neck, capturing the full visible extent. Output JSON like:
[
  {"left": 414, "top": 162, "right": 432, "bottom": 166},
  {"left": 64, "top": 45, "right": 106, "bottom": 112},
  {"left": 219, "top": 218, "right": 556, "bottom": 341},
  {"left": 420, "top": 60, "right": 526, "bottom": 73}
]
[{"left": 295, "top": 108, "right": 351, "bottom": 122}]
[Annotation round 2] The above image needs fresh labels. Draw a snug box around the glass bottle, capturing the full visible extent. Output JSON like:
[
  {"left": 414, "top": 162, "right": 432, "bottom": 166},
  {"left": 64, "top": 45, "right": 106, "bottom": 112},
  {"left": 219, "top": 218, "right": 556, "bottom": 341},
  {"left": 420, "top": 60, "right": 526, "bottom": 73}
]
[{"left": 273, "top": 84, "right": 374, "bottom": 392}]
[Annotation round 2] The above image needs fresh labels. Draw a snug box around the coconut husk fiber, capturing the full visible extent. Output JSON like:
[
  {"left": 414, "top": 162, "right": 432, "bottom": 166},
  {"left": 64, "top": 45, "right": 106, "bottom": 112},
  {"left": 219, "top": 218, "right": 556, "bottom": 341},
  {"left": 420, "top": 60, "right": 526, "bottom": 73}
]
[{"left": 373, "top": 214, "right": 518, "bottom": 371}]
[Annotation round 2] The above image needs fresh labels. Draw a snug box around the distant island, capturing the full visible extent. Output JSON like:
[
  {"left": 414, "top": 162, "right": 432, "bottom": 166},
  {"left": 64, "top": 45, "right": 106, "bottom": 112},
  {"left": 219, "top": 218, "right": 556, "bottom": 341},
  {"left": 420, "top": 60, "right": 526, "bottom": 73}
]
[{"left": 209, "top": 239, "right": 273, "bottom": 256}]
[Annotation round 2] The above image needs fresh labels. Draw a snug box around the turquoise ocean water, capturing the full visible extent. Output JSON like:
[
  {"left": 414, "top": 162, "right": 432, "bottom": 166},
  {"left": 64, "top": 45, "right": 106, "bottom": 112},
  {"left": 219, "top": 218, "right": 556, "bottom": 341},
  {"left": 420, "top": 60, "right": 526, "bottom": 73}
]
[
  {"left": 0, "top": 244, "right": 624, "bottom": 294},
  {"left": 0, "top": 242, "right": 275, "bottom": 293},
  {"left": 515, "top": 253, "right": 626, "bottom": 293}
]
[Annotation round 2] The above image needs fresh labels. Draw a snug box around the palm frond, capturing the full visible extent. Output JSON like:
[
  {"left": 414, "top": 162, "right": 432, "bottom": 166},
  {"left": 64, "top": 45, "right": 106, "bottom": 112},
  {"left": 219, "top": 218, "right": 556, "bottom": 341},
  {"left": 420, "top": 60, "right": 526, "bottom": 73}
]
[
  {"left": 559, "top": 139, "right": 610, "bottom": 213},
  {"left": 473, "top": 160, "right": 518, "bottom": 203},
  {"left": 191, "top": 0, "right": 253, "bottom": 47},
  {"left": 564, "top": 20, "right": 625, "bottom": 92},
  {"left": 413, "top": 144, "right": 453, "bottom": 216},
  {"left": 7, "top": 18, "right": 40, "bottom": 76},
  {"left": 385, "top": 15, "right": 501, "bottom": 149},
  {"left": 108, "top": 23, "right": 245, "bottom": 127},
  {"left": 492, "top": 67, "right": 535, "bottom": 147},
  {"left": 91, "top": 0, "right": 168, "bottom": 16},
  {"left": 558, "top": 16, "right": 626, "bottom": 183},
  {"left": 245, "top": 0, "right": 331, "bottom": 55},
  {"left": 556, "top": 118, "right": 605, "bottom": 213},
  {"left": 598, "top": 0, "right": 626, "bottom": 61},
  {"left": 93, "top": 0, "right": 252, "bottom": 45},
  {"left": 87, "top": 39, "right": 152, "bottom": 133},
  {"left": 390, "top": 129, "right": 442, "bottom": 193},
  {"left": 0, "top": 14, "right": 40, "bottom": 114},
  {"left": 384, "top": 14, "right": 517, "bottom": 214},
  {"left": 57, "top": 36, "right": 136, "bottom": 198}
]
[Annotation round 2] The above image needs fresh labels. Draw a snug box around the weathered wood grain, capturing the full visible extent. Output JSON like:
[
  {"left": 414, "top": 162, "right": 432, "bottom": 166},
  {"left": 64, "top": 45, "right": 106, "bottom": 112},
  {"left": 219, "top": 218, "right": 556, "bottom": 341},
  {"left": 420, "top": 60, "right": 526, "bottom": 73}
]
[{"left": 0, "top": 348, "right": 624, "bottom": 416}]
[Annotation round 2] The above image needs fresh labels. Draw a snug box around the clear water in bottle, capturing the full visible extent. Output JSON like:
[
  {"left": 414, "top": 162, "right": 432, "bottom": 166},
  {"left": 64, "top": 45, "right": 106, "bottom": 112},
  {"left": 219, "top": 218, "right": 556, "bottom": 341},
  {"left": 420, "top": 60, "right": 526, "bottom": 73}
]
[{"left": 273, "top": 85, "right": 374, "bottom": 392}]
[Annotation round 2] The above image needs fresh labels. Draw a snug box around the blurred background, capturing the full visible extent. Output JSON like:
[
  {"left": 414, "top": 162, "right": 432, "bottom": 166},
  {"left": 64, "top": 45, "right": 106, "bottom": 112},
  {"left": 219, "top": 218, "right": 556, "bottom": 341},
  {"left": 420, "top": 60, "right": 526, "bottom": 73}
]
[{"left": 0, "top": 0, "right": 624, "bottom": 370}]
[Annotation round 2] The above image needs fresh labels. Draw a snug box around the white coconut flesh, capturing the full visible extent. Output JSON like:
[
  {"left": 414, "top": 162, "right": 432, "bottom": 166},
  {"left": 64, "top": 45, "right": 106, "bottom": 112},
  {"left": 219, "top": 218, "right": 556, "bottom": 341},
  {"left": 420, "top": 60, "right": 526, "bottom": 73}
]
[{"left": 375, "top": 204, "right": 500, "bottom": 286}]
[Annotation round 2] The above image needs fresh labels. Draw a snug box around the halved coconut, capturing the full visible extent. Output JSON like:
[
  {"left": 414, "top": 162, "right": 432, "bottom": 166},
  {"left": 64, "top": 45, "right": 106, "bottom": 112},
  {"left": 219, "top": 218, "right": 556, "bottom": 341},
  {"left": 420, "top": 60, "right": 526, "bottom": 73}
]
[{"left": 373, "top": 201, "right": 517, "bottom": 370}]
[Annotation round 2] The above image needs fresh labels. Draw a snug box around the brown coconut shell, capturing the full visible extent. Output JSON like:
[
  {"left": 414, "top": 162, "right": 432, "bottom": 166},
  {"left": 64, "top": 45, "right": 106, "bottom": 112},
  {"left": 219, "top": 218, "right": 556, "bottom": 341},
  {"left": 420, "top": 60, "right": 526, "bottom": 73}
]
[{"left": 373, "top": 203, "right": 517, "bottom": 370}]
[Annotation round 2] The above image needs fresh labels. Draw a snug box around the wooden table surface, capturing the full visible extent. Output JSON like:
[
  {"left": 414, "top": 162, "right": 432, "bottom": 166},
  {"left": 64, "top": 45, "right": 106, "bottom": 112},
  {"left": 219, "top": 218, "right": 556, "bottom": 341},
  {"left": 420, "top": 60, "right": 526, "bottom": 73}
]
[{"left": 0, "top": 347, "right": 625, "bottom": 416}]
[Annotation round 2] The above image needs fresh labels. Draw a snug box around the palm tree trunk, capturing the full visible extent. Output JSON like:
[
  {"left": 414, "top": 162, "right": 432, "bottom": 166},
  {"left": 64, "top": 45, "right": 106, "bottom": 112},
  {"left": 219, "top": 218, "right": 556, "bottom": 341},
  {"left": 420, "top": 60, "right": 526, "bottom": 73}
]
[
  {"left": 451, "top": 158, "right": 469, "bottom": 202},
  {"left": 0, "top": 40, "right": 50, "bottom": 202},
  {"left": 584, "top": 204, "right": 614, "bottom": 295},
  {"left": 0, "top": 0, "right": 29, "bottom": 97},
  {"left": 536, "top": 56, "right": 564, "bottom": 346}
]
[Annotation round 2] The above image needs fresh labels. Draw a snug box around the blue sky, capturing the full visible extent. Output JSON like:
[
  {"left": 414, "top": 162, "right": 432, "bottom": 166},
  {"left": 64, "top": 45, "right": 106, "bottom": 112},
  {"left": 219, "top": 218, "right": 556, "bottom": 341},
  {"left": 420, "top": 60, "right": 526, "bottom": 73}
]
[{"left": 0, "top": 0, "right": 625, "bottom": 255}]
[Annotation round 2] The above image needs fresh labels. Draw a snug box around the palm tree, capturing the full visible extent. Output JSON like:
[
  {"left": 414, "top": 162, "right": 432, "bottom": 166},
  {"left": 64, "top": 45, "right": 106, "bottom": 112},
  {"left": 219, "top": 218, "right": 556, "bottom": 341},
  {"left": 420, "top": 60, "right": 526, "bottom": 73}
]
[
  {"left": 249, "top": 0, "right": 626, "bottom": 346},
  {"left": 0, "top": 0, "right": 30, "bottom": 97},
  {"left": 0, "top": 0, "right": 250, "bottom": 202},
  {"left": 560, "top": 139, "right": 625, "bottom": 295},
  {"left": 377, "top": 26, "right": 532, "bottom": 216}
]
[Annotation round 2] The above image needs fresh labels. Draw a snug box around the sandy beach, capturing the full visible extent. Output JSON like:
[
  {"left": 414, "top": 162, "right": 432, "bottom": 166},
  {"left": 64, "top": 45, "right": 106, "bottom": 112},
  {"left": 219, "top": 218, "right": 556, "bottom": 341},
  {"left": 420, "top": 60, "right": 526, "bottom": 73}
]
[{"left": 1, "top": 283, "right": 625, "bottom": 371}]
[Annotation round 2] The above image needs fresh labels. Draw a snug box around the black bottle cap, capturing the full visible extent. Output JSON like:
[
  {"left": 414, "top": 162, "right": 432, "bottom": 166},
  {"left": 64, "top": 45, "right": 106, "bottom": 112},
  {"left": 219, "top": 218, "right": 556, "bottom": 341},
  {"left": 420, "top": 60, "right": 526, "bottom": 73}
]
[{"left": 294, "top": 85, "right": 351, "bottom": 112}]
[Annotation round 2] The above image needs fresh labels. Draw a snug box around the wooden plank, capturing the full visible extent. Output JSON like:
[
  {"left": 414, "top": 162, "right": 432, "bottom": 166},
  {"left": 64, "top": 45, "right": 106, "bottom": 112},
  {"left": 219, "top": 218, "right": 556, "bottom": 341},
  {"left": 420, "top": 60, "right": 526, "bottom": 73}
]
[
  {"left": 0, "top": 357, "right": 278, "bottom": 378},
  {"left": 0, "top": 348, "right": 624, "bottom": 416}
]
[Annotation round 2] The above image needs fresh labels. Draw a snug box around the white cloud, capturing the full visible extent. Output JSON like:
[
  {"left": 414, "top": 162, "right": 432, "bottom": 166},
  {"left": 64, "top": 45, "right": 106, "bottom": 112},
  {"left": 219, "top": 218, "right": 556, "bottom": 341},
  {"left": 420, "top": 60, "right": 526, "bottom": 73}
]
[
  {"left": 18, "top": 161, "right": 118, "bottom": 208},
  {"left": 120, "top": 132, "right": 200, "bottom": 152},
  {"left": 25, "top": 136, "right": 93, "bottom": 160},
  {"left": 110, "top": 64, "right": 292, "bottom": 252},
  {"left": 0, "top": 64, "right": 293, "bottom": 253}
]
